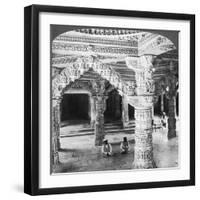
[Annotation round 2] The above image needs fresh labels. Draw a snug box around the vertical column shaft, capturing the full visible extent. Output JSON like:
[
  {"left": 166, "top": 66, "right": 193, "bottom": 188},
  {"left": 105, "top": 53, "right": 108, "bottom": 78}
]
[
  {"left": 94, "top": 96, "right": 105, "bottom": 146},
  {"left": 133, "top": 106, "right": 155, "bottom": 168},
  {"left": 168, "top": 96, "right": 176, "bottom": 139},
  {"left": 161, "top": 93, "right": 164, "bottom": 114},
  {"left": 51, "top": 98, "right": 61, "bottom": 171},
  {"left": 122, "top": 95, "right": 129, "bottom": 128},
  {"left": 90, "top": 96, "right": 96, "bottom": 128}
]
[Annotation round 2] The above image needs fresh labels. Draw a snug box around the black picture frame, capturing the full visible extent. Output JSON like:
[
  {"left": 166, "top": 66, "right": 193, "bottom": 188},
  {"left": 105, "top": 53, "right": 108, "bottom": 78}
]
[{"left": 24, "top": 4, "right": 195, "bottom": 196}]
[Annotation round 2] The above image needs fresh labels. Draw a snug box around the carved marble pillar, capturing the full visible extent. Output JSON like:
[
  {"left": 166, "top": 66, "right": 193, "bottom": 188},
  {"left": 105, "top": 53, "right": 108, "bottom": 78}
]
[
  {"left": 134, "top": 104, "right": 155, "bottom": 168},
  {"left": 161, "top": 93, "right": 164, "bottom": 114},
  {"left": 90, "top": 96, "right": 96, "bottom": 128},
  {"left": 126, "top": 55, "right": 156, "bottom": 169},
  {"left": 122, "top": 95, "right": 129, "bottom": 128},
  {"left": 164, "top": 65, "right": 178, "bottom": 139},
  {"left": 167, "top": 96, "right": 176, "bottom": 139},
  {"left": 94, "top": 95, "right": 106, "bottom": 146},
  {"left": 91, "top": 79, "right": 106, "bottom": 146},
  {"left": 52, "top": 98, "right": 61, "bottom": 170}
]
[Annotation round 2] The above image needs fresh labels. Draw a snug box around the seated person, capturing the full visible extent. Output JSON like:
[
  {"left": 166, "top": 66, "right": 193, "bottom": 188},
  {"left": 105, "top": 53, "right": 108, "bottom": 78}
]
[
  {"left": 102, "top": 139, "right": 112, "bottom": 156},
  {"left": 120, "top": 137, "right": 129, "bottom": 154}
]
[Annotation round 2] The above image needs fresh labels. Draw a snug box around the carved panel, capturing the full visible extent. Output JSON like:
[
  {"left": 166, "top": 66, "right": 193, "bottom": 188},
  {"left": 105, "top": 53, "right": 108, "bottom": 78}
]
[
  {"left": 52, "top": 42, "right": 138, "bottom": 56},
  {"left": 52, "top": 57, "right": 136, "bottom": 98}
]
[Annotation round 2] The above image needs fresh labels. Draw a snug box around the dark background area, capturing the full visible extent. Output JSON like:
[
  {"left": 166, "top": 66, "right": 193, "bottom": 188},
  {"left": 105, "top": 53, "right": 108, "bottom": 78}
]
[{"left": 61, "top": 94, "right": 90, "bottom": 121}]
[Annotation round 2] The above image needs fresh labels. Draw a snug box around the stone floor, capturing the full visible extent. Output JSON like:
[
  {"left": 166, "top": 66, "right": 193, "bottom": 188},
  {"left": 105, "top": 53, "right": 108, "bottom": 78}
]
[{"left": 54, "top": 119, "right": 179, "bottom": 173}]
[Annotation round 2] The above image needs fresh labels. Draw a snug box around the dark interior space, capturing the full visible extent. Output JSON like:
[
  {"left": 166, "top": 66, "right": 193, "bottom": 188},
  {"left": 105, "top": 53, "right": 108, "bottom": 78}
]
[
  {"left": 154, "top": 95, "right": 162, "bottom": 115},
  {"left": 164, "top": 94, "right": 169, "bottom": 115},
  {"left": 104, "top": 90, "right": 122, "bottom": 122},
  {"left": 61, "top": 94, "right": 90, "bottom": 121},
  {"left": 128, "top": 104, "right": 135, "bottom": 120}
]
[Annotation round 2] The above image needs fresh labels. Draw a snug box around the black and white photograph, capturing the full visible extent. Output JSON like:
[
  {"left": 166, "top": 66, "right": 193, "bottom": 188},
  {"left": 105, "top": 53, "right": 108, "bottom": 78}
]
[
  {"left": 51, "top": 25, "right": 179, "bottom": 174},
  {"left": 0, "top": 0, "right": 198, "bottom": 199},
  {"left": 23, "top": 4, "right": 195, "bottom": 195}
]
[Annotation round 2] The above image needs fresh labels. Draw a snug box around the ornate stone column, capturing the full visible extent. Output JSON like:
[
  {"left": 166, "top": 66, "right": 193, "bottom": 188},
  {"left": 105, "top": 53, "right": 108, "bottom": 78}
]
[
  {"left": 90, "top": 96, "right": 96, "bottom": 128},
  {"left": 51, "top": 98, "right": 62, "bottom": 170},
  {"left": 134, "top": 104, "right": 155, "bottom": 168},
  {"left": 91, "top": 79, "right": 106, "bottom": 146},
  {"left": 167, "top": 96, "right": 176, "bottom": 139},
  {"left": 163, "top": 62, "right": 178, "bottom": 139},
  {"left": 94, "top": 95, "right": 107, "bottom": 146},
  {"left": 161, "top": 92, "right": 164, "bottom": 114},
  {"left": 122, "top": 94, "right": 129, "bottom": 128},
  {"left": 126, "top": 55, "right": 156, "bottom": 169}
]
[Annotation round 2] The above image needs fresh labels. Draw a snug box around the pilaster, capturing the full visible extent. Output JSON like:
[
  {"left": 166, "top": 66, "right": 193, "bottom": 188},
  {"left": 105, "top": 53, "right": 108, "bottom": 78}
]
[{"left": 51, "top": 98, "right": 62, "bottom": 171}]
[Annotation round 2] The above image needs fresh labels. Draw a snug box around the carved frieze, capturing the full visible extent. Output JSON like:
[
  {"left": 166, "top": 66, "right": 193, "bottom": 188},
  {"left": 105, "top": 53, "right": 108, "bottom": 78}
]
[
  {"left": 52, "top": 42, "right": 138, "bottom": 56},
  {"left": 55, "top": 34, "right": 138, "bottom": 47}
]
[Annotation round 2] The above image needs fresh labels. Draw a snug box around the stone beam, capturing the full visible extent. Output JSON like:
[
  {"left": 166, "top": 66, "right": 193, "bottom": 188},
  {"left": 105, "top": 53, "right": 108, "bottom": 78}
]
[{"left": 52, "top": 42, "right": 138, "bottom": 57}]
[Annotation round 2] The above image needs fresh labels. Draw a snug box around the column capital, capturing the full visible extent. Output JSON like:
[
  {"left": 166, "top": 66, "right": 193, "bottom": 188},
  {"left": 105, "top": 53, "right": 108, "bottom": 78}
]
[
  {"left": 91, "top": 78, "right": 106, "bottom": 96},
  {"left": 125, "top": 56, "right": 156, "bottom": 96},
  {"left": 125, "top": 55, "right": 156, "bottom": 71},
  {"left": 127, "top": 95, "right": 155, "bottom": 108}
]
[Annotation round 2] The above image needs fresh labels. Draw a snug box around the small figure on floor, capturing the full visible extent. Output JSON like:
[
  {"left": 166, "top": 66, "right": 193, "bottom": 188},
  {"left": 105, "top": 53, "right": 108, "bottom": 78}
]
[
  {"left": 120, "top": 137, "right": 129, "bottom": 154},
  {"left": 102, "top": 139, "right": 112, "bottom": 156}
]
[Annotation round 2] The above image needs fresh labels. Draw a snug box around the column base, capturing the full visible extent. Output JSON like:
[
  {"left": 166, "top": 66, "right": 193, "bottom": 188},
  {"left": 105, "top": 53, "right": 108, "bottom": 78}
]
[
  {"left": 90, "top": 120, "right": 95, "bottom": 128},
  {"left": 168, "top": 117, "right": 176, "bottom": 139},
  {"left": 133, "top": 160, "right": 157, "bottom": 169},
  {"left": 52, "top": 151, "right": 59, "bottom": 171},
  {"left": 122, "top": 122, "right": 129, "bottom": 129},
  {"left": 95, "top": 138, "right": 104, "bottom": 146},
  {"left": 95, "top": 133, "right": 105, "bottom": 146}
]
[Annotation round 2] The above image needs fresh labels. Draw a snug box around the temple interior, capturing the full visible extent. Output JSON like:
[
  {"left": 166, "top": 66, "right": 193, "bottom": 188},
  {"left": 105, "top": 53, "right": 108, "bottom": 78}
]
[{"left": 51, "top": 27, "right": 179, "bottom": 173}]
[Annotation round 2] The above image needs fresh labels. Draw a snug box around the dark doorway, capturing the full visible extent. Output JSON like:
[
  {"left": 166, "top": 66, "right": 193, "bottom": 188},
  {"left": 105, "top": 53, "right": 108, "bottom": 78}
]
[
  {"left": 154, "top": 95, "right": 162, "bottom": 115},
  {"left": 104, "top": 90, "right": 122, "bottom": 122},
  {"left": 61, "top": 94, "right": 90, "bottom": 121},
  {"left": 128, "top": 104, "right": 135, "bottom": 120},
  {"left": 164, "top": 94, "right": 169, "bottom": 115}
]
